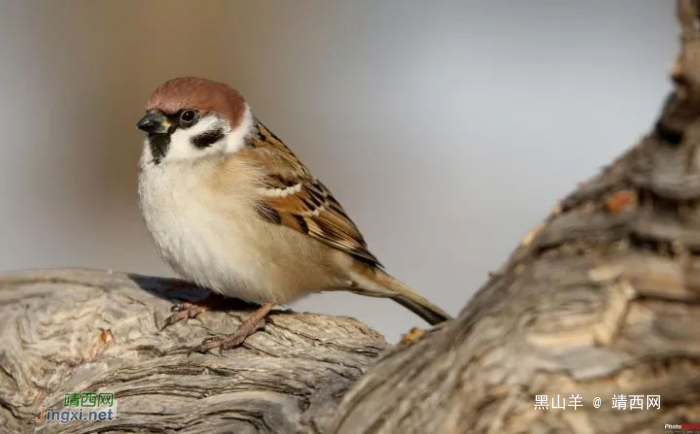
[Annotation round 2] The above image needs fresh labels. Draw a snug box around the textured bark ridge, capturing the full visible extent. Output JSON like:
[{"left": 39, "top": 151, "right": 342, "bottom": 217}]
[
  {"left": 2, "top": 2, "right": 700, "bottom": 434},
  {"left": 0, "top": 269, "right": 387, "bottom": 433},
  {"left": 332, "top": 2, "right": 700, "bottom": 433}
]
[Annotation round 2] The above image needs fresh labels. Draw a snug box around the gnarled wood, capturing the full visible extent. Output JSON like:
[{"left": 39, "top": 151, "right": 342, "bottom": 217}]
[
  {"left": 0, "top": 269, "right": 387, "bottom": 433},
  {"left": 331, "top": 1, "right": 700, "bottom": 433}
]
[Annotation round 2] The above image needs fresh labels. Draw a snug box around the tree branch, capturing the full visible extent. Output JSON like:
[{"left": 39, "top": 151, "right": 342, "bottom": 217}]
[{"left": 0, "top": 269, "right": 386, "bottom": 433}]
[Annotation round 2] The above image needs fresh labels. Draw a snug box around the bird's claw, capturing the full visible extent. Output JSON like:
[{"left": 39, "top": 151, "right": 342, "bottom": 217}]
[
  {"left": 171, "top": 301, "right": 195, "bottom": 313},
  {"left": 161, "top": 301, "right": 206, "bottom": 330}
]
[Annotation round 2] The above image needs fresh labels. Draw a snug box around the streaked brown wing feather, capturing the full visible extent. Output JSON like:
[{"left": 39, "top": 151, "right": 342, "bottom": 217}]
[{"left": 242, "top": 121, "right": 381, "bottom": 267}]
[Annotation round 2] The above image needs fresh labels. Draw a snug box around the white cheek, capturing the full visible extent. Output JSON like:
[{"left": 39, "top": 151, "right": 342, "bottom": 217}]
[
  {"left": 142, "top": 105, "right": 254, "bottom": 164},
  {"left": 223, "top": 104, "right": 253, "bottom": 154},
  {"left": 165, "top": 116, "right": 227, "bottom": 162}
]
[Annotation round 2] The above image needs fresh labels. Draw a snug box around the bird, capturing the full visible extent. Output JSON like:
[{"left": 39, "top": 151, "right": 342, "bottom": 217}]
[{"left": 136, "top": 77, "right": 451, "bottom": 352}]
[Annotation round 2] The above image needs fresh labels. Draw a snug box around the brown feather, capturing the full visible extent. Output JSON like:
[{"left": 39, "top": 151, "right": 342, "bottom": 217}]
[
  {"left": 146, "top": 77, "right": 246, "bottom": 129},
  {"left": 243, "top": 121, "right": 382, "bottom": 267}
]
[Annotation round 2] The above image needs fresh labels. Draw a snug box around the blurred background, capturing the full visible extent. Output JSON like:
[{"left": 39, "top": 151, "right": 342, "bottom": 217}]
[{"left": 0, "top": 1, "right": 677, "bottom": 341}]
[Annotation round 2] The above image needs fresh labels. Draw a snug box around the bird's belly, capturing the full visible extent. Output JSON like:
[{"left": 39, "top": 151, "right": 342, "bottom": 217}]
[{"left": 138, "top": 165, "right": 330, "bottom": 303}]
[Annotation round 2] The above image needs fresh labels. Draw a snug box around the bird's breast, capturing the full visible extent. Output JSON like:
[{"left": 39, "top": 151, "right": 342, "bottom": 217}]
[
  {"left": 137, "top": 161, "right": 335, "bottom": 303},
  {"left": 138, "top": 162, "right": 268, "bottom": 300}
]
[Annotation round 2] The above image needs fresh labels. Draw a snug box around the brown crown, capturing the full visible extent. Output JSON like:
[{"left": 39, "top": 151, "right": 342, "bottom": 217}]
[{"left": 146, "top": 77, "right": 246, "bottom": 128}]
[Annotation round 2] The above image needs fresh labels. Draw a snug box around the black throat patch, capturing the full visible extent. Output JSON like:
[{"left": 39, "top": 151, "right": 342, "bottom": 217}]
[{"left": 148, "top": 133, "right": 171, "bottom": 165}]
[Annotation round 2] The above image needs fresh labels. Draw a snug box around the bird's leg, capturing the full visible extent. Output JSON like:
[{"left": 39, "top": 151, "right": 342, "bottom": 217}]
[
  {"left": 162, "top": 292, "right": 233, "bottom": 330},
  {"left": 194, "top": 302, "right": 274, "bottom": 353}
]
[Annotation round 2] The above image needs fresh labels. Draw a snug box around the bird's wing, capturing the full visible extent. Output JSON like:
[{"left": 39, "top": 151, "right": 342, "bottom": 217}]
[{"left": 239, "top": 120, "right": 381, "bottom": 268}]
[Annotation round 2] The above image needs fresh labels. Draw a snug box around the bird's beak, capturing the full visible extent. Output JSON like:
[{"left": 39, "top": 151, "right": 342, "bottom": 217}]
[{"left": 136, "top": 111, "right": 171, "bottom": 134}]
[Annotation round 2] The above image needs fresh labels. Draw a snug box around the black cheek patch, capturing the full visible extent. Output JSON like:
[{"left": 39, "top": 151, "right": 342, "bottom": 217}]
[{"left": 192, "top": 128, "right": 225, "bottom": 149}]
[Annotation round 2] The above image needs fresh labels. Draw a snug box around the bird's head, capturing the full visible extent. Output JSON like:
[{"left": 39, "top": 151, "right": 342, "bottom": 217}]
[{"left": 136, "top": 77, "right": 253, "bottom": 165}]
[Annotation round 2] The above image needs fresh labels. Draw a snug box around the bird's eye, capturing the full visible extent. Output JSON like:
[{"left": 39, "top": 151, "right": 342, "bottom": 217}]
[{"left": 179, "top": 110, "right": 198, "bottom": 126}]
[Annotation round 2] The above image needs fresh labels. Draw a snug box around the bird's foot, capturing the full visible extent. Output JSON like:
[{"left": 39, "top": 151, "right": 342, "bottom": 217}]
[
  {"left": 192, "top": 303, "right": 274, "bottom": 353},
  {"left": 161, "top": 301, "right": 207, "bottom": 330},
  {"left": 161, "top": 293, "right": 234, "bottom": 330}
]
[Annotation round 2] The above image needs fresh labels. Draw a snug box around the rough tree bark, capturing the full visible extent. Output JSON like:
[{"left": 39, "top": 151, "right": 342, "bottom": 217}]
[
  {"left": 333, "top": 2, "right": 700, "bottom": 433},
  {"left": 0, "top": 270, "right": 387, "bottom": 433},
  {"left": 2, "top": 2, "right": 700, "bottom": 434}
]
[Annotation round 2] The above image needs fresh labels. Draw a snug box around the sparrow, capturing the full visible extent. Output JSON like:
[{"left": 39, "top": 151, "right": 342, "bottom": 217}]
[{"left": 136, "top": 77, "right": 451, "bottom": 352}]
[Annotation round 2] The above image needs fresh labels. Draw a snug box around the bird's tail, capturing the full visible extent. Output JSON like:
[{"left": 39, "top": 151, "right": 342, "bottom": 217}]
[{"left": 349, "top": 267, "right": 452, "bottom": 325}]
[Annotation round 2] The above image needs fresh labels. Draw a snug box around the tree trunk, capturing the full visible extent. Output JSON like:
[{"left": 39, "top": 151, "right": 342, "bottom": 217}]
[
  {"left": 332, "top": 1, "right": 700, "bottom": 433},
  {"left": 2, "top": 2, "right": 700, "bottom": 434}
]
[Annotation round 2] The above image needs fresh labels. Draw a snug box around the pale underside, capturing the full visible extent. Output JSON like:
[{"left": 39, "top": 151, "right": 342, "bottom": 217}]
[{"left": 138, "top": 153, "right": 357, "bottom": 304}]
